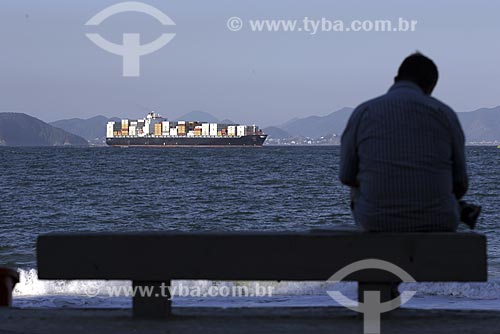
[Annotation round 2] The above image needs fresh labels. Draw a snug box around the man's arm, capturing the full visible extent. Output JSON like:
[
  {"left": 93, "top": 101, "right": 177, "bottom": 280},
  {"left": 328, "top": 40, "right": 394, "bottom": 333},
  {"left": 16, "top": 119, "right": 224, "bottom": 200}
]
[
  {"left": 448, "top": 110, "right": 468, "bottom": 199},
  {"left": 339, "top": 108, "right": 363, "bottom": 187}
]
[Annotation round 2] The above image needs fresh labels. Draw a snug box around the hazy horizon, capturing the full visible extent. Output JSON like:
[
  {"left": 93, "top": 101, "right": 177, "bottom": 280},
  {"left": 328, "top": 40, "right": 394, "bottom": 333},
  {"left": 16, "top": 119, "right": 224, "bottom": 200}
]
[
  {"left": 1, "top": 104, "right": 498, "bottom": 130},
  {"left": 1, "top": 0, "right": 499, "bottom": 127}
]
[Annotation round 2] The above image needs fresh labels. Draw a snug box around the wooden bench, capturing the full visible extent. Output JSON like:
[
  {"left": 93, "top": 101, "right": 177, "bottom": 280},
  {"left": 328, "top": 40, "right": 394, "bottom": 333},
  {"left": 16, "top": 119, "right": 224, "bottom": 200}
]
[{"left": 37, "top": 231, "right": 487, "bottom": 317}]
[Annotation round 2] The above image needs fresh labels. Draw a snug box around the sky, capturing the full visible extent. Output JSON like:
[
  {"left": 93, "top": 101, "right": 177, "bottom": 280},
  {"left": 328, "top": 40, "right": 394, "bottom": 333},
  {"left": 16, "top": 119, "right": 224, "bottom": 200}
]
[{"left": 1, "top": 0, "right": 499, "bottom": 126}]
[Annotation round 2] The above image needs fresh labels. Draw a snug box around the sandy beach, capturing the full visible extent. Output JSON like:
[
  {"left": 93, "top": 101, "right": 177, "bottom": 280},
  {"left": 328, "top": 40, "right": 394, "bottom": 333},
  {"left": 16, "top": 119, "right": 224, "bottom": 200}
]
[{"left": 1, "top": 307, "right": 500, "bottom": 334}]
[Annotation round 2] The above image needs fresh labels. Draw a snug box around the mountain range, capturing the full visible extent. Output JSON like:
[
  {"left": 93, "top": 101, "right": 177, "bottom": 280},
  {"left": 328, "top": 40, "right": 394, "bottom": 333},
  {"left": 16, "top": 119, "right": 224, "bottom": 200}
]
[
  {"left": 3, "top": 105, "right": 499, "bottom": 146},
  {"left": 264, "top": 105, "right": 500, "bottom": 144},
  {"left": 173, "top": 111, "right": 219, "bottom": 123},
  {"left": 0, "top": 113, "right": 88, "bottom": 146},
  {"left": 269, "top": 107, "right": 354, "bottom": 138},
  {"left": 456, "top": 107, "right": 500, "bottom": 143},
  {"left": 49, "top": 115, "right": 121, "bottom": 144},
  {"left": 174, "top": 110, "right": 236, "bottom": 125}
]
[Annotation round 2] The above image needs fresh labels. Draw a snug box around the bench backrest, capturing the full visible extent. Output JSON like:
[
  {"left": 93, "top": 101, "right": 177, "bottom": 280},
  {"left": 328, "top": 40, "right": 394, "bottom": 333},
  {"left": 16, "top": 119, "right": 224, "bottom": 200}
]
[{"left": 37, "top": 231, "right": 487, "bottom": 282}]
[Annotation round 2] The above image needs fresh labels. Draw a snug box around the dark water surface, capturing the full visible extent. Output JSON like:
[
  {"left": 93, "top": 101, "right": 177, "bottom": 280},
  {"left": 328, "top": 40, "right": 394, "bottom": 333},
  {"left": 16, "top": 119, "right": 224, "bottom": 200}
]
[{"left": 1, "top": 146, "right": 499, "bottom": 274}]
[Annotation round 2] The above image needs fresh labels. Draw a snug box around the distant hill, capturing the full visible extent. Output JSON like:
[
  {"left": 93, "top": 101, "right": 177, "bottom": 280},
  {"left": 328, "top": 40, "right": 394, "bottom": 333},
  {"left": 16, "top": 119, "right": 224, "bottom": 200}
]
[
  {"left": 174, "top": 111, "right": 219, "bottom": 123},
  {"left": 271, "top": 105, "right": 500, "bottom": 144},
  {"left": 219, "top": 119, "right": 237, "bottom": 125},
  {"left": 279, "top": 107, "right": 354, "bottom": 138},
  {"left": 174, "top": 111, "right": 241, "bottom": 125},
  {"left": 50, "top": 115, "right": 120, "bottom": 144},
  {"left": 263, "top": 126, "right": 291, "bottom": 139},
  {"left": 42, "top": 105, "right": 500, "bottom": 146},
  {"left": 0, "top": 113, "right": 88, "bottom": 146},
  {"left": 457, "top": 106, "right": 500, "bottom": 143}
]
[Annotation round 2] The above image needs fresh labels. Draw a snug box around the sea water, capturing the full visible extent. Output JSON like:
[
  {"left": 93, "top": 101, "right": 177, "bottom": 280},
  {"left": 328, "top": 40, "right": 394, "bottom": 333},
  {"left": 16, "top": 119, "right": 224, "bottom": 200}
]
[{"left": 1, "top": 146, "right": 499, "bottom": 310}]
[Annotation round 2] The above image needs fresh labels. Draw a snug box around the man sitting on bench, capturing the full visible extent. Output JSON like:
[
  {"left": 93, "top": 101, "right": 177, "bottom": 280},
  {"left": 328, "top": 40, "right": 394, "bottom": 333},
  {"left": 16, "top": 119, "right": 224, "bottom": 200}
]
[{"left": 339, "top": 52, "right": 480, "bottom": 232}]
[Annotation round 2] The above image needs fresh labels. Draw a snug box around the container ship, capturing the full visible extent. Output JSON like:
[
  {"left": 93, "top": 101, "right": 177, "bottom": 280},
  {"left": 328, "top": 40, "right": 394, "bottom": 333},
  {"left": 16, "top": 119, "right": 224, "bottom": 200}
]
[{"left": 106, "top": 112, "right": 267, "bottom": 147}]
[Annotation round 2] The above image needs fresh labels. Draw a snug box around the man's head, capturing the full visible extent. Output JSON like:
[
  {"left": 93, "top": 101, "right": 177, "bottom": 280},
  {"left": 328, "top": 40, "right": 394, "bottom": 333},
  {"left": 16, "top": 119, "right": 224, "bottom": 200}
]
[{"left": 395, "top": 53, "right": 439, "bottom": 95}]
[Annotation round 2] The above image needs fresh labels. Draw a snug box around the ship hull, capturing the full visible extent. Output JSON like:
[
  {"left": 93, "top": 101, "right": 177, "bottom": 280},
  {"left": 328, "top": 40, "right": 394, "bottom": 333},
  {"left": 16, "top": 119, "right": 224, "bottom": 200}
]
[{"left": 106, "top": 135, "right": 267, "bottom": 147}]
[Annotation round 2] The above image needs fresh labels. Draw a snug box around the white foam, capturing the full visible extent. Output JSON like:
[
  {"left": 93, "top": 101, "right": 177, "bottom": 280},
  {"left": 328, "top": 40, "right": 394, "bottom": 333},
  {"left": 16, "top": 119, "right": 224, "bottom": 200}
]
[
  {"left": 13, "top": 268, "right": 129, "bottom": 297},
  {"left": 13, "top": 269, "right": 358, "bottom": 298},
  {"left": 12, "top": 269, "right": 500, "bottom": 310}
]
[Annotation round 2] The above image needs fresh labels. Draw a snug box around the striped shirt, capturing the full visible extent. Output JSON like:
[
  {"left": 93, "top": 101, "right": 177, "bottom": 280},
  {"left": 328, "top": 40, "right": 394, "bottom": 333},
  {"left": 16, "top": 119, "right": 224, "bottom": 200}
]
[{"left": 339, "top": 81, "right": 468, "bottom": 232}]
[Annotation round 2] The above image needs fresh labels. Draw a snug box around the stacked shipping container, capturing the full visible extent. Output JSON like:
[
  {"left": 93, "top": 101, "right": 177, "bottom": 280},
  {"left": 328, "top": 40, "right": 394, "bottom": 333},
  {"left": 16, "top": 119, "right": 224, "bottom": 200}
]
[{"left": 107, "top": 112, "right": 263, "bottom": 139}]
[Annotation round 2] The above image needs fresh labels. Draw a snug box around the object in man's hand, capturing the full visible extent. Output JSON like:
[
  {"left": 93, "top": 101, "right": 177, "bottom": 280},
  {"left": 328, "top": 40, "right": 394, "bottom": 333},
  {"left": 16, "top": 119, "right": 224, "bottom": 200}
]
[{"left": 460, "top": 203, "right": 481, "bottom": 230}]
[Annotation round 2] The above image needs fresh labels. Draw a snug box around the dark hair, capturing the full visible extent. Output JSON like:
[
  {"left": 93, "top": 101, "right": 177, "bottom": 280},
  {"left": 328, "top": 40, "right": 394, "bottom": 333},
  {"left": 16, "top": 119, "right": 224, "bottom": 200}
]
[{"left": 395, "top": 52, "right": 439, "bottom": 93}]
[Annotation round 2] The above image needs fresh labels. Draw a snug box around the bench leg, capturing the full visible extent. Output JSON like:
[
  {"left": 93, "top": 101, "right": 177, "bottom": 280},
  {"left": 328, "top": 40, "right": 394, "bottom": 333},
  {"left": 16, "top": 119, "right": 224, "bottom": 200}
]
[{"left": 132, "top": 280, "right": 172, "bottom": 318}]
